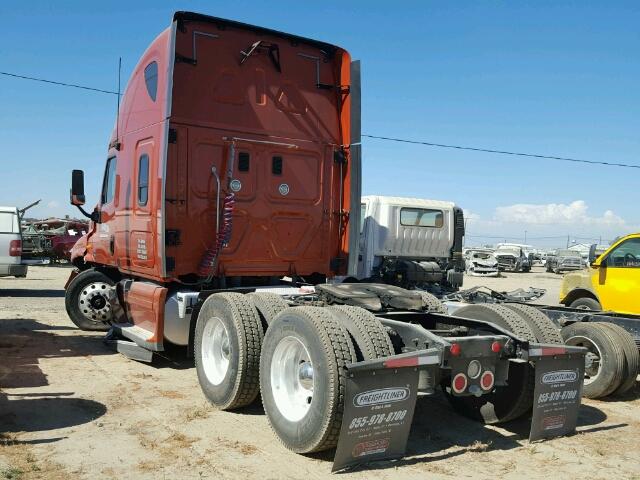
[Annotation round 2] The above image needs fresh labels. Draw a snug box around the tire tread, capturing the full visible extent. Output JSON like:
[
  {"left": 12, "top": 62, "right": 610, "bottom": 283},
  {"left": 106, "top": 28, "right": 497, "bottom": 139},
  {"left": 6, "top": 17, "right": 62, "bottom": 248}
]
[
  {"left": 502, "top": 303, "right": 563, "bottom": 344},
  {"left": 452, "top": 304, "right": 536, "bottom": 423},
  {"left": 418, "top": 291, "right": 447, "bottom": 313},
  {"left": 599, "top": 322, "right": 639, "bottom": 395},
  {"left": 329, "top": 305, "right": 394, "bottom": 360},
  {"left": 247, "top": 292, "right": 289, "bottom": 329},
  {"left": 261, "top": 307, "right": 356, "bottom": 453},
  {"left": 561, "top": 322, "right": 625, "bottom": 398},
  {"left": 195, "top": 292, "right": 263, "bottom": 410}
]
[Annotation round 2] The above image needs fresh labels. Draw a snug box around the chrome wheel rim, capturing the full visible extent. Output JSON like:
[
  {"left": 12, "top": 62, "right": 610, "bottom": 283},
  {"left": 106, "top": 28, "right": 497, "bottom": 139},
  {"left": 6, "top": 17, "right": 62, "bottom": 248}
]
[
  {"left": 270, "top": 336, "right": 314, "bottom": 422},
  {"left": 565, "top": 335, "right": 601, "bottom": 385},
  {"left": 202, "top": 317, "right": 231, "bottom": 386},
  {"left": 78, "top": 282, "right": 112, "bottom": 323}
]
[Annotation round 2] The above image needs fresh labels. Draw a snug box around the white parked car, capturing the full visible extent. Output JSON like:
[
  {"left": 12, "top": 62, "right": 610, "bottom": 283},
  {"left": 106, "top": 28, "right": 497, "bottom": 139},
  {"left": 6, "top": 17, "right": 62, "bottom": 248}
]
[
  {"left": 0, "top": 206, "right": 28, "bottom": 278},
  {"left": 464, "top": 248, "right": 500, "bottom": 277}
]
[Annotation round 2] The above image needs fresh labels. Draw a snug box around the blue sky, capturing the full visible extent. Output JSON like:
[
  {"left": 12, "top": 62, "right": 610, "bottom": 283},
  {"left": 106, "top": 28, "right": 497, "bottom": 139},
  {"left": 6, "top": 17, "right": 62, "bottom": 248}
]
[{"left": 1, "top": 1, "right": 638, "bottom": 247}]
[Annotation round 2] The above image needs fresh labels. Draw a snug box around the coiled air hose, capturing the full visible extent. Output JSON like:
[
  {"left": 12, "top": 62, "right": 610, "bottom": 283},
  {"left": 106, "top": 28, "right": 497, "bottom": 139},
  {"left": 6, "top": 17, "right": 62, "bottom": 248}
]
[{"left": 198, "top": 192, "right": 235, "bottom": 278}]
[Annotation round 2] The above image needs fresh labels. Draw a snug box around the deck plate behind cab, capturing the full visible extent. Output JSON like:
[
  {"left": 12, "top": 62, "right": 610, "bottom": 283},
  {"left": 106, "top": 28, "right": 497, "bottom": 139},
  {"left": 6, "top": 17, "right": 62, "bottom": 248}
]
[{"left": 316, "top": 283, "right": 423, "bottom": 311}]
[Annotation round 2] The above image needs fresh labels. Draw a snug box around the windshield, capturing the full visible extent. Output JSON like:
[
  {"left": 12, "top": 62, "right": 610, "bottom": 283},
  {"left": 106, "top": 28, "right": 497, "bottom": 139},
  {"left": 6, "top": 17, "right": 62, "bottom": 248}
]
[
  {"left": 496, "top": 247, "right": 521, "bottom": 256},
  {"left": 558, "top": 250, "right": 581, "bottom": 257}
]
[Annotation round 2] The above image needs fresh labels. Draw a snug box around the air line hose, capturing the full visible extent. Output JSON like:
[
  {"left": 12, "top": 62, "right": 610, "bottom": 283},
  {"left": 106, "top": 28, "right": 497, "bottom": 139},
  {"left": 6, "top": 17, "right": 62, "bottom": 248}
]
[{"left": 197, "top": 192, "right": 235, "bottom": 278}]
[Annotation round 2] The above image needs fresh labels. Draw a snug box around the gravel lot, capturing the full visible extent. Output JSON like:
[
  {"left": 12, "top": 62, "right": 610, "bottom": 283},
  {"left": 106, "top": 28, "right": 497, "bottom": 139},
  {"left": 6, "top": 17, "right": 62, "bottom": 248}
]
[{"left": 1, "top": 266, "right": 639, "bottom": 479}]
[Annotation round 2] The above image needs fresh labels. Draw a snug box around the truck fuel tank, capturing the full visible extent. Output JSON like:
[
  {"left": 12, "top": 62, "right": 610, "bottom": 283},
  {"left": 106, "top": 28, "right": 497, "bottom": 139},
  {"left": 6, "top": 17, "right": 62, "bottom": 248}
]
[{"left": 164, "top": 291, "right": 199, "bottom": 346}]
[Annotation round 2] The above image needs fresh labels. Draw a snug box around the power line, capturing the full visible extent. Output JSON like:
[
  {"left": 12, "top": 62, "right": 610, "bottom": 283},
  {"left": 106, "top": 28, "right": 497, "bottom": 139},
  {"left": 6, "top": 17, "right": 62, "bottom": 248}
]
[
  {"left": 1, "top": 69, "right": 638, "bottom": 170},
  {"left": 0, "top": 71, "right": 119, "bottom": 95},
  {"left": 362, "top": 134, "right": 640, "bottom": 170},
  {"left": 466, "top": 233, "right": 615, "bottom": 243},
  {"left": 466, "top": 234, "right": 567, "bottom": 240}
]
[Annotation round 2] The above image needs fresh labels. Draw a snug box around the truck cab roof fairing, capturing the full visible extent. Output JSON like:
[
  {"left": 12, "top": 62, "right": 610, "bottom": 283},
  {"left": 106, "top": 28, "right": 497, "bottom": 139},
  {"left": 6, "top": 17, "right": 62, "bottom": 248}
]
[{"left": 172, "top": 11, "right": 341, "bottom": 56}]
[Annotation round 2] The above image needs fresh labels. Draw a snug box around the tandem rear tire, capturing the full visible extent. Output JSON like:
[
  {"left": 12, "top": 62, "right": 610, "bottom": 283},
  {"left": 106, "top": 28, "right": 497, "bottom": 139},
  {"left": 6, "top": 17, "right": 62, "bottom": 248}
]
[
  {"left": 64, "top": 269, "right": 115, "bottom": 331},
  {"left": 561, "top": 322, "right": 625, "bottom": 399},
  {"left": 446, "top": 304, "right": 537, "bottom": 424},
  {"left": 329, "top": 305, "right": 394, "bottom": 360},
  {"left": 599, "top": 323, "right": 639, "bottom": 395},
  {"left": 502, "top": 303, "right": 564, "bottom": 344},
  {"left": 418, "top": 291, "right": 447, "bottom": 314},
  {"left": 259, "top": 307, "right": 356, "bottom": 453},
  {"left": 194, "top": 292, "right": 263, "bottom": 410},
  {"left": 246, "top": 292, "right": 289, "bottom": 330}
]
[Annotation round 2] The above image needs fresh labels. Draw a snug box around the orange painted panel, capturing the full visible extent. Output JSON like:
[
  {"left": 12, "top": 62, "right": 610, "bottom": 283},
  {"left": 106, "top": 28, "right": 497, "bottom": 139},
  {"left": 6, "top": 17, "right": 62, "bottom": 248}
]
[{"left": 124, "top": 281, "right": 167, "bottom": 344}]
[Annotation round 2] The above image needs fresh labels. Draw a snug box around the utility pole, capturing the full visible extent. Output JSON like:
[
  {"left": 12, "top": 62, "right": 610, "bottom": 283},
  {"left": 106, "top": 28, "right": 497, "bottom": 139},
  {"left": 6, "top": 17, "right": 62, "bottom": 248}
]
[
  {"left": 524, "top": 230, "right": 527, "bottom": 244},
  {"left": 566, "top": 235, "right": 570, "bottom": 249}
]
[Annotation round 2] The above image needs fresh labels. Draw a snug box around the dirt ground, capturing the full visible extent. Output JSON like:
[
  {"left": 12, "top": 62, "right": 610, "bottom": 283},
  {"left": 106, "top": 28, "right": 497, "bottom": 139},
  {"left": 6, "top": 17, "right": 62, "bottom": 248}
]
[{"left": 1, "top": 266, "right": 639, "bottom": 479}]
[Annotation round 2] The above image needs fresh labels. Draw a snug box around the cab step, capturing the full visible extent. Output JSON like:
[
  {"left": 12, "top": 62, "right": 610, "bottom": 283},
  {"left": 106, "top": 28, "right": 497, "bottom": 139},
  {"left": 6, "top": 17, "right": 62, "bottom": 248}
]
[
  {"left": 109, "top": 322, "right": 163, "bottom": 352},
  {"left": 104, "top": 328, "right": 154, "bottom": 362}
]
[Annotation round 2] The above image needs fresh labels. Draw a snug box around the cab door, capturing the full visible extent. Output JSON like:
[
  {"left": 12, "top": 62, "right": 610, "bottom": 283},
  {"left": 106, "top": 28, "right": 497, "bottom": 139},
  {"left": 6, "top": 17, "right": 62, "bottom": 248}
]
[
  {"left": 129, "top": 139, "right": 155, "bottom": 274},
  {"left": 593, "top": 237, "right": 640, "bottom": 314}
]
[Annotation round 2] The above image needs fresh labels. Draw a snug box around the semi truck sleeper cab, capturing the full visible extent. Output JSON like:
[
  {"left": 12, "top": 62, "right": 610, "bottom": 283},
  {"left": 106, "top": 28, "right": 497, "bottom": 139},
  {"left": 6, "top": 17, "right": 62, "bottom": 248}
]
[{"left": 64, "top": 11, "right": 585, "bottom": 469}]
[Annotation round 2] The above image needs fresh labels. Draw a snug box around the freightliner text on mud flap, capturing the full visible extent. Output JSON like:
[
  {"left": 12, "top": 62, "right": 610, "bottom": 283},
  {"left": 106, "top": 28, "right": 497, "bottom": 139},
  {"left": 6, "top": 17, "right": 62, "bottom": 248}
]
[
  {"left": 333, "top": 343, "right": 586, "bottom": 471},
  {"left": 332, "top": 350, "right": 439, "bottom": 472},
  {"left": 528, "top": 345, "right": 586, "bottom": 442}
]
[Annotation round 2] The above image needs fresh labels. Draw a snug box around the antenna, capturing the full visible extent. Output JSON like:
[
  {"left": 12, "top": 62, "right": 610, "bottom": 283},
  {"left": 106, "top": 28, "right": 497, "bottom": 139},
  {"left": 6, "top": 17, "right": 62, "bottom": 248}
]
[{"left": 116, "top": 57, "right": 121, "bottom": 149}]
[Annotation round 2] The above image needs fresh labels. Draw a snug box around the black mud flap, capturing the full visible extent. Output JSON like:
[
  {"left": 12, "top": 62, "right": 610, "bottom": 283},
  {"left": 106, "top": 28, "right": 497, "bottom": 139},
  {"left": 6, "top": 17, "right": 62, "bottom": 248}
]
[
  {"left": 528, "top": 346, "right": 586, "bottom": 442},
  {"left": 332, "top": 362, "right": 421, "bottom": 472}
]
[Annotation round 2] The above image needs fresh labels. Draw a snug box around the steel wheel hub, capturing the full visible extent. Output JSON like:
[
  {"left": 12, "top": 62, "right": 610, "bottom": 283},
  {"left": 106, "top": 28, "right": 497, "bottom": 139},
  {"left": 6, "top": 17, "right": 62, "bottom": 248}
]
[
  {"left": 202, "top": 317, "right": 231, "bottom": 386},
  {"left": 565, "top": 335, "right": 601, "bottom": 385},
  {"left": 270, "top": 336, "right": 314, "bottom": 422},
  {"left": 78, "top": 282, "right": 112, "bottom": 323}
]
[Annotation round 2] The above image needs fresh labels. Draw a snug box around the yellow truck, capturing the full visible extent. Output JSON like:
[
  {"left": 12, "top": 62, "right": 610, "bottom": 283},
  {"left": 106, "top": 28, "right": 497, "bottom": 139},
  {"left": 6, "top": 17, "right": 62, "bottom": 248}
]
[
  {"left": 446, "top": 236, "right": 640, "bottom": 400},
  {"left": 560, "top": 233, "right": 640, "bottom": 314}
]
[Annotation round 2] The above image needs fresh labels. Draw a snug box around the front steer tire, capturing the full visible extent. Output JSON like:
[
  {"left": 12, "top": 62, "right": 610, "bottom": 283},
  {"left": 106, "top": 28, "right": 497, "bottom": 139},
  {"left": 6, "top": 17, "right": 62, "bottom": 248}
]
[
  {"left": 446, "top": 304, "right": 537, "bottom": 424},
  {"left": 260, "top": 307, "right": 356, "bottom": 453},
  {"left": 569, "top": 297, "right": 602, "bottom": 311},
  {"left": 64, "top": 269, "right": 115, "bottom": 331},
  {"left": 194, "top": 293, "right": 263, "bottom": 410}
]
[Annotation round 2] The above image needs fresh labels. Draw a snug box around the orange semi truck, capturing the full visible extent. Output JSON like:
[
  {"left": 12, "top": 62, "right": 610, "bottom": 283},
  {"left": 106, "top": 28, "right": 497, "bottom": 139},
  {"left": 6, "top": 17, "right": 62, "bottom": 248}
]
[{"left": 65, "top": 12, "right": 586, "bottom": 469}]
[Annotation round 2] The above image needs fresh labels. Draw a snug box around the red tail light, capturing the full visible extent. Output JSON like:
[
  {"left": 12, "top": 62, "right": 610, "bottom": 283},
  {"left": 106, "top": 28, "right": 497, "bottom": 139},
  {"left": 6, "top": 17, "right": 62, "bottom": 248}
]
[
  {"left": 452, "top": 373, "right": 468, "bottom": 394},
  {"left": 9, "top": 240, "right": 22, "bottom": 256},
  {"left": 491, "top": 341, "right": 502, "bottom": 353},
  {"left": 450, "top": 343, "right": 461, "bottom": 356},
  {"left": 480, "top": 371, "right": 495, "bottom": 391}
]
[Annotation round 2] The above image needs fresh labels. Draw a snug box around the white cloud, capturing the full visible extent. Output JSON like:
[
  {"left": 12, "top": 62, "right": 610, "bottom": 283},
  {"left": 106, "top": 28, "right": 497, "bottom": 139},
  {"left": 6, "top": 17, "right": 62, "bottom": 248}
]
[
  {"left": 47, "top": 200, "right": 60, "bottom": 209},
  {"left": 493, "top": 200, "right": 626, "bottom": 227},
  {"left": 463, "top": 209, "right": 481, "bottom": 221},
  {"left": 464, "top": 200, "right": 635, "bottom": 247}
]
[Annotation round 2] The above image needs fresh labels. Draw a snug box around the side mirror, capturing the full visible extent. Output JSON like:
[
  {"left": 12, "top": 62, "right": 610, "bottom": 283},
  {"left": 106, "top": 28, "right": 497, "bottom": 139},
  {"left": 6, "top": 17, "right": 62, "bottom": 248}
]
[
  {"left": 69, "top": 170, "right": 101, "bottom": 223},
  {"left": 70, "top": 170, "right": 86, "bottom": 206}
]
